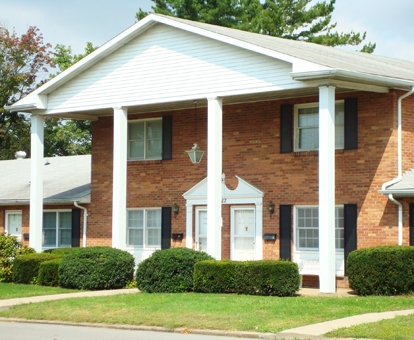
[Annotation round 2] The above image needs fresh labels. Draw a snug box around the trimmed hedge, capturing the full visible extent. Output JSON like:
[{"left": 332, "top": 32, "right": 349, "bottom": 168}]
[
  {"left": 12, "top": 253, "right": 60, "bottom": 284},
  {"left": 39, "top": 258, "right": 62, "bottom": 286},
  {"left": 347, "top": 246, "right": 414, "bottom": 296},
  {"left": 43, "top": 248, "right": 78, "bottom": 256},
  {"left": 194, "top": 259, "right": 300, "bottom": 296},
  {"left": 136, "top": 248, "right": 214, "bottom": 293},
  {"left": 58, "top": 247, "right": 135, "bottom": 290},
  {"left": 193, "top": 260, "right": 237, "bottom": 293}
]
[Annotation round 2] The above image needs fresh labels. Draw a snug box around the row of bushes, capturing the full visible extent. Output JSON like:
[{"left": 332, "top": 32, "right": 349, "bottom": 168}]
[
  {"left": 11, "top": 247, "right": 135, "bottom": 290},
  {"left": 135, "top": 248, "right": 300, "bottom": 296}
]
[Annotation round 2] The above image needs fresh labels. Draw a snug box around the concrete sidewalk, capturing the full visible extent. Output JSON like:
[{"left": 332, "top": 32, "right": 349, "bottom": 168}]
[{"left": 0, "top": 288, "right": 413, "bottom": 340}]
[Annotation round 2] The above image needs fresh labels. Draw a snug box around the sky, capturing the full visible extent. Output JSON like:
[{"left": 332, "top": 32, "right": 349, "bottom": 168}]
[{"left": 1, "top": 0, "right": 414, "bottom": 62}]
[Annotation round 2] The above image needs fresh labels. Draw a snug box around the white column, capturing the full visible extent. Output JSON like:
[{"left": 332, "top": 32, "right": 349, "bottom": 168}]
[
  {"left": 185, "top": 203, "right": 193, "bottom": 249},
  {"left": 112, "top": 107, "right": 128, "bottom": 249},
  {"left": 207, "top": 97, "right": 223, "bottom": 260},
  {"left": 29, "top": 115, "right": 44, "bottom": 252},
  {"left": 318, "top": 85, "right": 336, "bottom": 293},
  {"left": 255, "top": 203, "right": 263, "bottom": 260}
]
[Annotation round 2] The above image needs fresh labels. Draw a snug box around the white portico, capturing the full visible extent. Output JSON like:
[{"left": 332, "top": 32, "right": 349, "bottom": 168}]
[{"left": 7, "top": 14, "right": 414, "bottom": 294}]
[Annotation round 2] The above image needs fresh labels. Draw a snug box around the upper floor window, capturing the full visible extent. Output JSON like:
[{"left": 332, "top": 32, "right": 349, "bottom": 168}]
[
  {"left": 127, "top": 208, "right": 161, "bottom": 248},
  {"left": 43, "top": 210, "right": 72, "bottom": 248},
  {"left": 295, "top": 206, "right": 344, "bottom": 251},
  {"left": 294, "top": 102, "right": 344, "bottom": 151},
  {"left": 128, "top": 119, "right": 163, "bottom": 160}
]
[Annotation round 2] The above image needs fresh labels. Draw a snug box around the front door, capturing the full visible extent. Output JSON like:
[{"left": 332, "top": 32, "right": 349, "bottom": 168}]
[
  {"left": 231, "top": 207, "right": 255, "bottom": 261},
  {"left": 6, "top": 211, "right": 22, "bottom": 241},
  {"left": 196, "top": 207, "right": 207, "bottom": 252}
]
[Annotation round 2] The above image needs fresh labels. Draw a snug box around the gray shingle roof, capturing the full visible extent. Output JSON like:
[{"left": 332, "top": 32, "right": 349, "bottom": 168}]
[
  {"left": 0, "top": 155, "right": 91, "bottom": 205},
  {"left": 381, "top": 169, "right": 414, "bottom": 197},
  {"left": 158, "top": 14, "right": 414, "bottom": 82}
]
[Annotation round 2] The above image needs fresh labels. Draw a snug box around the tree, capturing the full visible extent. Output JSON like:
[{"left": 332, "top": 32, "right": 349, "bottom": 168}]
[
  {"left": 0, "top": 26, "right": 55, "bottom": 160},
  {"left": 137, "top": 0, "right": 375, "bottom": 52}
]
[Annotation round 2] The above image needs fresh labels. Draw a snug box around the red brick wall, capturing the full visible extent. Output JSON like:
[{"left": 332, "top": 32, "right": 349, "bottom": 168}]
[{"left": 88, "top": 90, "right": 414, "bottom": 256}]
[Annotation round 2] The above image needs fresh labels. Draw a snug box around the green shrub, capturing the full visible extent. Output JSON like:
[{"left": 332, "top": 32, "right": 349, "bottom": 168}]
[
  {"left": 0, "top": 232, "right": 35, "bottom": 282},
  {"left": 12, "top": 253, "right": 60, "bottom": 284},
  {"left": 347, "top": 246, "right": 414, "bottom": 296},
  {"left": 194, "top": 259, "right": 300, "bottom": 296},
  {"left": 136, "top": 248, "right": 214, "bottom": 293},
  {"left": 43, "top": 248, "right": 77, "bottom": 256},
  {"left": 236, "top": 260, "right": 300, "bottom": 296},
  {"left": 58, "top": 247, "right": 135, "bottom": 290},
  {"left": 38, "top": 258, "right": 62, "bottom": 286},
  {"left": 194, "top": 260, "right": 237, "bottom": 293}
]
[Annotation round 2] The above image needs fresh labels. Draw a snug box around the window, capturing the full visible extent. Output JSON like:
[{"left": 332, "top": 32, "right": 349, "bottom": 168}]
[
  {"left": 294, "top": 102, "right": 344, "bottom": 151},
  {"left": 128, "top": 119, "right": 162, "bottom": 160},
  {"left": 43, "top": 211, "right": 72, "bottom": 248},
  {"left": 295, "top": 206, "right": 344, "bottom": 251},
  {"left": 127, "top": 209, "right": 161, "bottom": 248}
]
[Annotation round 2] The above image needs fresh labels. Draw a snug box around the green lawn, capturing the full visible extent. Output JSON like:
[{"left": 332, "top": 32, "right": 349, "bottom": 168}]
[
  {"left": 1, "top": 291, "right": 414, "bottom": 334},
  {"left": 0, "top": 283, "right": 80, "bottom": 299},
  {"left": 326, "top": 314, "right": 414, "bottom": 340}
]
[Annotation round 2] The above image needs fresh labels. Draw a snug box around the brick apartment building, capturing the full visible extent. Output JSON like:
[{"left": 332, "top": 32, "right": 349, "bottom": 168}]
[{"left": 5, "top": 14, "right": 414, "bottom": 293}]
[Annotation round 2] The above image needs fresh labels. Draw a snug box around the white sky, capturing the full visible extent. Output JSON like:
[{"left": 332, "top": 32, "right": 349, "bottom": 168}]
[{"left": 1, "top": 0, "right": 414, "bottom": 62}]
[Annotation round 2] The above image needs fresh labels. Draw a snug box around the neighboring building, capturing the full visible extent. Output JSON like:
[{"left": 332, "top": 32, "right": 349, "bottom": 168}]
[
  {"left": 5, "top": 14, "right": 414, "bottom": 293},
  {"left": 0, "top": 155, "right": 90, "bottom": 248}
]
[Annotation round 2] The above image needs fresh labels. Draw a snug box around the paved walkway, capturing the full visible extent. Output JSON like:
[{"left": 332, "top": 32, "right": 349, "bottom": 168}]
[{"left": 0, "top": 288, "right": 413, "bottom": 340}]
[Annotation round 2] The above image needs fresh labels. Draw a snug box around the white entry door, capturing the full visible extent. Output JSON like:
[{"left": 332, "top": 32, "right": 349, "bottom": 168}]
[
  {"left": 196, "top": 207, "right": 208, "bottom": 252},
  {"left": 6, "top": 211, "right": 22, "bottom": 241},
  {"left": 231, "top": 207, "right": 255, "bottom": 261}
]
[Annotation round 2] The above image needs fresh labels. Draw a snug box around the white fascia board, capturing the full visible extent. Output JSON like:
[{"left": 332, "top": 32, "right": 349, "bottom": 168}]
[
  {"left": 379, "top": 189, "right": 414, "bottom": 197},
  {"left": 291, "top": 69, "right": 414, "bottom": 90},
  {"left": 151, "top": 15, "right": 306, "bottom": 67}
]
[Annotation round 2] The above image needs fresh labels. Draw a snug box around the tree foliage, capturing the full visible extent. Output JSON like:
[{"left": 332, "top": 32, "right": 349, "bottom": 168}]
[
  {"left": 0, "top": 26, "right": 55, "bottom": 160},
  {"left": 137, "top": 0, "right": 375, "bottom": 52},
  {"left": 0, "top": 24, "right": 96, "bottom": 160}
]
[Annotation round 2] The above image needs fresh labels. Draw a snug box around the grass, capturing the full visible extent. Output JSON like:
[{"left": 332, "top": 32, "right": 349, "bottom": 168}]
[
  {"left": 325, "top": 314, "right": 414, "bottom": 340},
  {"left": 1, "top": 292, "right": 414, "bottom": 334},
  {"left": 0, "top": 283, "right": 80, "bottom": 299}
]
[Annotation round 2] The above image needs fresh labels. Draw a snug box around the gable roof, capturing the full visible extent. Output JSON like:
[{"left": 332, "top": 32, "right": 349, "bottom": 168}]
[
  {"left": 7, "top": 14, "right": 414, "bottom": 113},
  {"left": 0, "top": 155, "right": 91, "bottom": 205}
]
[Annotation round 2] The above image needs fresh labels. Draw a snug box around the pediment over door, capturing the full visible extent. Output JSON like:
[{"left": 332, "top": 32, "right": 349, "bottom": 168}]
[{"left": 183, "top": 175, "right": 264, "bottom": 205}]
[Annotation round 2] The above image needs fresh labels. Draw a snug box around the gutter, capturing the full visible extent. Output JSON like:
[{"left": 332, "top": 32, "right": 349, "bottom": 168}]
[
  {"left": 381, "top": 87, "right": 414, "bottom": 245},
  {"left": 74, "top": 201, "right": 88, "bottom": 248}
]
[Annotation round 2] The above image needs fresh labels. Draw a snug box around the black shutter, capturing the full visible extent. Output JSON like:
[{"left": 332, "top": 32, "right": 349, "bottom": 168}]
[
  {"left": 410, "top": 203, "right": 414, "bottom": 246},
  {"left": 279, "top": 205, "right": 292, "bottom": 260},
  {"left": 162, "top": 116, "right": 172, "bottom": 160},
  {"left": 344, "top": 204, "right": 358, "bottom": 275},
  {"left": 344, "top": 98, "right": 358, "bottom": 150},
  {"left": 161, "top": 207, "right": 172, "bottom": 249},
  {"left": 71, "top": 208, "right": 81, "bottom": 247},
  {"left": 280, "top": 104, "right": 293, "bottom": 153}
]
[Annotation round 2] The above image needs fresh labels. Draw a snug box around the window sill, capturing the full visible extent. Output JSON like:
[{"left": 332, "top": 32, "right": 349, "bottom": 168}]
[
  {"left": 293, "top": 149, "right": 345, "bottom": 157},
  {"left": 127, "top": 159, "right": 163, "bottom": 165}
]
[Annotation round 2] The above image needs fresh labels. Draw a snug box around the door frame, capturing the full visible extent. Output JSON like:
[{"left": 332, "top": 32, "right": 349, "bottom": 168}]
[
  {"left": 195, "top": 206, "right": 207, "bottom": 251},
  {"left": 5, "top": 210, "right": 23, "bottom": 241},
  {"left": 230, "top": 206, "right": 256, "bottom": 260}
]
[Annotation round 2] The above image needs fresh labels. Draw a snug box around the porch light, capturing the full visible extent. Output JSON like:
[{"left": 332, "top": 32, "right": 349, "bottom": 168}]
[
  {"left": 186, "top": 143, "right": 204, "bottom": 164},
  {"left": 186, "top": 100, "right": 205, "bottom": 164},
  {"left": 173, "top": 203, "right": 179, "bottom": 216},
  {"left": 268, "top": 201, "right": 275, "bottom": 215}
]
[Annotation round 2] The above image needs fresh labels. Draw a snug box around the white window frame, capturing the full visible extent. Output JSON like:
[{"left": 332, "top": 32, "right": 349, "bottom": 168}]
[
  {"left": 42, "top": 209, "right": 72, "bottom": 249},
  {"left": 294, "top": 205, "right": 344, "bottom": 252},
  {"left": 195, "top": 206, "right": 207, "bottom": 251},
  {"left": 128, "top": 118, "right": 163, "bottom": 161},
  {"left": 294, "top": 101, "right": 344, "bottom": 152},
  {"left": 126, "top": 208, "right": 162, "bottom": 249}
]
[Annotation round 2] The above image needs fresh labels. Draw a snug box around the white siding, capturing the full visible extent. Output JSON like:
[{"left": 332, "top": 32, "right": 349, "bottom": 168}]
[{"left": 47, "top": 25, "right": 298, "bottom": 114}]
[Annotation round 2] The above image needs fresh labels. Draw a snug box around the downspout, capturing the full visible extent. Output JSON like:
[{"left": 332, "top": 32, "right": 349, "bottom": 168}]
[
  {"left": 74, "top": 201, "right": 88, "bottom": 248},
  {"left": 382, "top": 87, "right": 414, "bottom": 245}
]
